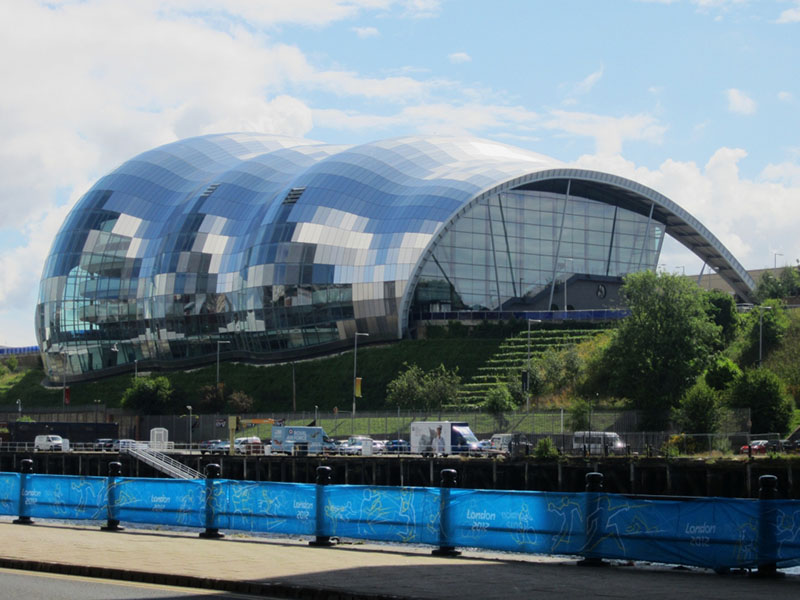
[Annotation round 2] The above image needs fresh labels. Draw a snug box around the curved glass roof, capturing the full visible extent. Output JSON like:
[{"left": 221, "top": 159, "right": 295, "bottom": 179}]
[{"left": 36, "top": 133, "right": 753, "bottom": 380}]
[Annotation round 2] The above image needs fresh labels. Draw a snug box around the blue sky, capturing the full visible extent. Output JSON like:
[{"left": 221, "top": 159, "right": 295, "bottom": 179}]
[{"left": 1, "top": 0, "right": 799, "bottom": 346}]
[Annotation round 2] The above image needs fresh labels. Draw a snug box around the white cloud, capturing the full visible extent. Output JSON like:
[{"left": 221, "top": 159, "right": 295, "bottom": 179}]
[
  {"left": 543, "top": 110, "right": 666, "bottom": 155},
  {"left": 778, "top": 91, "right": 794, "bottom": 102},
  {"left": 353, "top": 26, "right": 380, "bottom": 38},
  {"left": 726, "top": 88, "right": 757, "bottom": 115},
  {"left": 448, "top": 52, "right": 471, "bottom": 64},
  {"left": 573, "top": 67, "right": 604, "bottom": 96},
  {"left": 777, "top": 1, "right": 800, "bottom": 23},
  {"left": 573, "top": 148, "right": 800, "bottom": 273}
]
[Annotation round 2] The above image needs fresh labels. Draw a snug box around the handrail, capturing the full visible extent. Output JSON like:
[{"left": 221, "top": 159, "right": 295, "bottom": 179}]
[{"left": 123, "top": 446, "right": 202, "bottom": 480}]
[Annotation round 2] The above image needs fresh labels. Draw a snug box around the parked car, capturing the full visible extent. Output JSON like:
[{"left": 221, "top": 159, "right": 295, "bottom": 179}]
[
  {"left": 209, "top": 440, "right": 230, "bottom": 455},
  {"left": 739, "top": 440, "right": 768, "bottom": 455},
  {"left": 199, "top": 439, "right": 223, "bottom": 455},
  {"left": 372, "top": 439, "right": 386, "bottom": 454},
  {"left": 341, "top": 436, "right": 374, "bottom": 455},
  {"left": 34, "top": 434, "right": 64, "bottom": 451},
  {"left": 111, "top": 439, "right": 139, "bottom": 451},
  {"left": 384, "top": 439, "right": 410, "bottom": 454},
  {"left": 93, "top": 438, "right": 113, "bottom": 451},
  {"left": 235, "top": 436, "right": 263, "bottom": 455}
]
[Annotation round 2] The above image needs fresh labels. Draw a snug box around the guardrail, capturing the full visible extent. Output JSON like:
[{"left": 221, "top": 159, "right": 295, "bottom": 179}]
[{"left": 1, "top": 462, "right": 798, "bottom": 575}]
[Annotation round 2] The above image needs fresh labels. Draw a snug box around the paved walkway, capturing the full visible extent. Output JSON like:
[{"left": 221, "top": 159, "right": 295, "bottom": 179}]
[{"left": 1, "top": 519, "right": 799, "bottom": 599}]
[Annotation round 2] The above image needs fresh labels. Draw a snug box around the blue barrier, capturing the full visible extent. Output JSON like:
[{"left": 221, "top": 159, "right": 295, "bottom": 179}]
[{"left": 1, "top": 469, "right": 798, "bottom": 573}]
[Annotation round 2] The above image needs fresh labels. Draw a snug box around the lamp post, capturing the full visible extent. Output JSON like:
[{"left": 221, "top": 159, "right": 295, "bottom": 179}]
[
  {"left": 759, "top": 305, "right": 773, "bottom": 366},
  {"left": 134, "top": 359, "right": 138, "bottom": 378},
  {"left": 186, "top": 405, "right": 193, "bottom": 454},
  {"left": 216, "top": 340, "right": 231, "bottom": 390},
  {"left": 315, "top": 404, "right": 319, "bottom": 424},
  {"left": 16, "top": 398, "right": 21, "bottom": 418},
  {"left": 526, "top": 319, "right": 542, "bottom": 412},
  {"left": 352, "top": 332, "right": 369, "bottom": 433},
  {"left": 774, "top": 253, "right": 783, "bottom": 269}
]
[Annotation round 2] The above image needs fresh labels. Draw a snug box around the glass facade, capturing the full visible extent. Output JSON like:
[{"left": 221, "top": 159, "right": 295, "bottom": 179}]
[
  {"left": 412, "top": 190, "right": 663, "bottom": 312},
  {"left": 37, "top": 133, "right": 717, "bottom": 381}
]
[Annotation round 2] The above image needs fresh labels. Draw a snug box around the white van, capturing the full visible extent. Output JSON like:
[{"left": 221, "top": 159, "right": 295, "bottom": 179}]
[
  {"left": 34, "top": 434, "right": 64, "bottom": 451},
  {"left": 572, "top": 431, "right": 626, "bottom": 455}
]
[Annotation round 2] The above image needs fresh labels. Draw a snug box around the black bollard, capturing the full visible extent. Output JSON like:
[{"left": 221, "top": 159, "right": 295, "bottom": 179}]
[
  {"left": 13, "top": 459, "right": 35, "bottom": 525},
  {"left": 432, "top": 468, "right": 460, "bottom": 557},
  {"left": 309, "top": 466, "right": 335, "bottom": 547},
  {"left": 577, "top": 472, "right": 607, "bottom": 567},
  {"left": 753, "top": 475, "right": 782, "bottom": 578},
  {"left": 101, "top": 462, "right": 124, "bottom": 531},
  {"left": 199, "top": 463, "right": 224, "bottom": 539}
]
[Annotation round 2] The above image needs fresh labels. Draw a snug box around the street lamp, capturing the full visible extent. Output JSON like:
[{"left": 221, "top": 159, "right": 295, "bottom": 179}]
[
  {"left": 16, "top": 398, "right": 21, "bottom": 417},
  {"left": 186, "top": 405, "right": 193, "bottom": 454},
  {"left": 134, "top": 359, "right": 138, "bottom": 378},
  {"left": 216, "top": 340, "right": 231, "bottom": 390},
  {"left": 352, "top": 332, "right": 369, "bottom": 433},
  {"left": 759, "top": 305, "right": 773, "bottom": 366},
  {"left": 526, "top": 319, "right": 542, "bottom": 412},
  {"left": 315, "top": 404, "right": 319, "bottom": 424}
]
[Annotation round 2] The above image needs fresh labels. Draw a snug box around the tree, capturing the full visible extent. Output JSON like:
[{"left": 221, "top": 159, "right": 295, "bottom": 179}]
[
  {"left": 423, "top": 364, "right": 461, "bottom": 411},
  {"left": 728, "top": 368, "right": 794, "bottom": 436},
  {"left": 198, "top": 384, "right": 226, "bottom": 413},
  {"left": 704, "top": 356, "right": 741, "bottom": 392},
  {"left": 385, "top": 363, "right": 426, "bottom": 408},
  {"left": 3, "top": 355, "right": 18, "bottom": 372},
  {"left": 568, "top": 397, "right": 592, "bottom": 431},
  {"left": 754, "top": 266, "right": 800, "bottom": 302},
  {"left": 603, "top": 271, "right": 721, "bottom": 417},
  {"left": 738, "top": 301, "right": 789, "bottom": 367},
  {"left": 227, "top": 391, "right": 254, "bottom": 414},
  {"left": 675, "top": 380, "right": 722, "bottom": 434},
  {"left": 704, "top": 289, "right": 740, "bottom": 347},
  {"left": 483, "top": 384, "right": 514, "bottom": 430},
  {"left": 121, "top": 376, "right": 174, "bottom": 414}
]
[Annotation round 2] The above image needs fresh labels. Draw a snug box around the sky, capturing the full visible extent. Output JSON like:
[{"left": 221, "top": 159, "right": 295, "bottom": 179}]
[{"left": 1, "top": 0, "right": 799, "bottom": 347}]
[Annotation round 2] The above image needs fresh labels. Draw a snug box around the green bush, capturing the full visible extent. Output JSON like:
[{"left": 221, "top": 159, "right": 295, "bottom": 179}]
[{"left": 534, "top": 436, "right": 559, "bottom": 459}]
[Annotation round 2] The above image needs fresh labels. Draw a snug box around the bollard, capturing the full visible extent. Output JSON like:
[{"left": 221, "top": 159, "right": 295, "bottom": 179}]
[
  {"left": 199, "top": 463, "right": 224, "bottom": 539},
  {"left": 309, "top": 466, "right": 335, "bottom": 547},
  {"left": 13, "top": 459, "right": 35, "bottom": 525},
  {"left": 753, "top": 475, "right": 782, "bottom": 578},
  {"left": 101, "top": 462, "right": 124, "bottom": 531},
  {"left": 432, "top": 468, "right": 460, "bottom": 557},
  {"left": 577, "top": 472, "right": 607, "bottom": 567}
]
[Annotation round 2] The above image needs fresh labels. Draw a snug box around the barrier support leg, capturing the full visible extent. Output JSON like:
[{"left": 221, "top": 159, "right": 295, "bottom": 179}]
[
  {"left": 309, "top": 466, "right": 335, "bottom": 547},
  {"left": 101, "top": 461, "right": 124, "bottom": 531},
  {"left": 199, "top": 463, "right": 224, "bottom": 539},
  {"left": 13, "top": 459, "right": 35, "bottom": 525},
  {"left": 432, "top": 468, "right": 460, "bottom": 557}
]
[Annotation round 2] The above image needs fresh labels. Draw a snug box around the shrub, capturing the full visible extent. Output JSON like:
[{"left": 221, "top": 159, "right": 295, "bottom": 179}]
[{"left": 534, "top": 437, "right": 559, "bottom": 459}]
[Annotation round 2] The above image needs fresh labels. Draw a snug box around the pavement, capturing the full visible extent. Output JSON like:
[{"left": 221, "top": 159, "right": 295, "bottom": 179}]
[{"left": 1, "top": 519, "right": 800, "bottom": 600}]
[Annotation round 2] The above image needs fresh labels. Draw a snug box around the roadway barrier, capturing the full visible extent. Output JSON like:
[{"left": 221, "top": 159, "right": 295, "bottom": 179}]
[{"left": 1, "top": 466, "right": 798, "bottom": 575}]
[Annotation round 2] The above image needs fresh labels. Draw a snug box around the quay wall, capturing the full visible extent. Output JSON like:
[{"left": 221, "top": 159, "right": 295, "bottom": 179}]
[{"left": 1, "top": 450, "right": 798, "bottom": 499}]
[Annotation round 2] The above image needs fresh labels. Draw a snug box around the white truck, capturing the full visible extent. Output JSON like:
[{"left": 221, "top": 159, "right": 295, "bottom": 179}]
[
  {"left": 410, "top": 421, "right": 480, "bottom": 457},
  {"left": 270, "top": 425, "right": 336, "bottom": 455}
]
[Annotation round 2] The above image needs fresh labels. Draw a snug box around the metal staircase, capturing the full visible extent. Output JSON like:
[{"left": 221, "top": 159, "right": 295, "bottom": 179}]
[{"left": 123, "top": 446, "right": 203, "bottom": 480}]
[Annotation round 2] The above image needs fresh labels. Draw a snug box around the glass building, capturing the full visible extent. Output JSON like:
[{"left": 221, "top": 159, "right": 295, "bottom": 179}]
[{"left": 36, "top": 134, "right": 754, "bottom": 381}]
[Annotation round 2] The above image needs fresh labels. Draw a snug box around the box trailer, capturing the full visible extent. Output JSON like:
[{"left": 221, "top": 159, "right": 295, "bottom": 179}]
[{"left": 410, "top": 421, "right": 480, "bottom": 457}]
